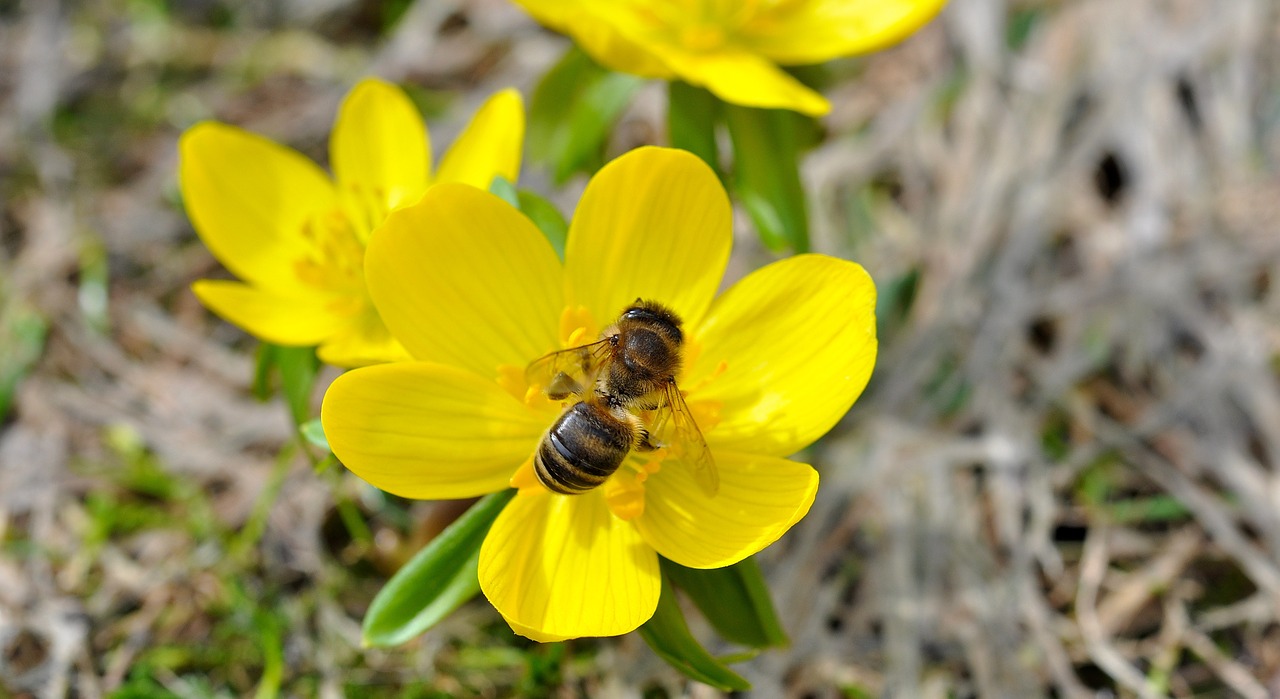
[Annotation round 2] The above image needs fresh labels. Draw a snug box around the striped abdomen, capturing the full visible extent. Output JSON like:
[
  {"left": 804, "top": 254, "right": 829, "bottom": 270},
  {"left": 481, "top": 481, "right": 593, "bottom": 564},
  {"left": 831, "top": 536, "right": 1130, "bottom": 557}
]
[{"left": 534, "top": 401, "right": 634, "bottom": 494}]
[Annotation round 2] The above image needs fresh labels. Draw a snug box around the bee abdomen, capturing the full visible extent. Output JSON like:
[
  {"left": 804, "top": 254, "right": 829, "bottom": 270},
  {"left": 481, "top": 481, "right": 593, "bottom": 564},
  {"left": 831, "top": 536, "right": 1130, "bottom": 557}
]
[{"left": 534, "top": 402, "right": 633, "bottom": 494}]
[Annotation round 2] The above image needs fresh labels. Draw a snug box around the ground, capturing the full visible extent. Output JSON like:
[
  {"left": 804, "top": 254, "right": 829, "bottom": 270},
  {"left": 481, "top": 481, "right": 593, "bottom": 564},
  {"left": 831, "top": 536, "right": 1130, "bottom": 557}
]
[{"left": 2, "top": 0, "right": 1280, "bottom": 697}]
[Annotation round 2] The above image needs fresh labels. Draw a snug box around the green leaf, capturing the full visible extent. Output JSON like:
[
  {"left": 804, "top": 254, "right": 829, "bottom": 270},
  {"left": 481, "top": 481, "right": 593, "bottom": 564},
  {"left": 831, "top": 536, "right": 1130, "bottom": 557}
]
[
  {"left": 662, "top": 557, "right": 788, "bottom": 649},
  {"left": 274, "top": 345, "right": 319, "bottom": 427},
  {"left": 725, "top": 104, "right": 811, "bottom": 253},
  {"left": 251, "top": 343, "right": 318, "bottom": 425},
  {"left": 528, "top": 47, "right": 643, "bottom": 183},
  {"left": 251, "top": 343, "right": 277, "bottom": 401},
  {"left": 299, "top": 418, "right": 329, "bottom": 451},
  {"left": 638, "top": 573, "right": 751, "bottom": 691},
  {"left": 876, "top": 267, "right": 920, "bottom": 339},
  {"left": 0, "top": 305, "right": 47, "bottom": 422},
  {"left": 667, "top": 81, "right": 722, "bottom": 178},
  {"left": 78, "top": 237, "right": 110, "bottom": 333},
  {"left": 516, "top": 190, "right": 568, "bottom": 260},
  {"left": 362, "top": 489, "right": 517, "bottom": 647}
]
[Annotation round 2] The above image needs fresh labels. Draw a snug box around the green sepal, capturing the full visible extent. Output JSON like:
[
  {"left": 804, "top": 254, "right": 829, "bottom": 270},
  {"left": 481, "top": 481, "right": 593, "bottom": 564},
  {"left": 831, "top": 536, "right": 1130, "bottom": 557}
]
[
  {"left": 516, "top": 190, "right": 568, "bottom": 261},
  {"left": 661, "top": 556, "right": 788, "bottom": 649},
  {"left": 299, "top": 418, "right": 329, "bottom": 452},
  {"left": 252, "top": 343, "right": 319, "bottom": 427},
  {"left": 667, "top": 81, "right": 722, "bottom": 180},
  {"left": 528, "top": 47, "right": 643, "bottom": 183},
  {"left": 362, "top": 489, "right": 516, "bottom": 647},
  {"left": 488, "top": 174, "right": 520, "bottom": 209},
  {"left": 725, "top": 104, "right": 813, "bottom": 253},
  {"left": 489, "top": 176, "right": 568, "bottom": 260},
  {"left": 638, "top": 573, "right": 751, "bottom": 691}
]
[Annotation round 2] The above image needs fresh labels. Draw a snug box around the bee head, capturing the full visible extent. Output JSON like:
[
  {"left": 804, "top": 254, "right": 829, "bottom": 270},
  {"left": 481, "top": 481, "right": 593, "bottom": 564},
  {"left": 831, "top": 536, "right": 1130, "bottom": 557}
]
[{"left": 620, "top": 299, "right": 683, "bottom": 343}]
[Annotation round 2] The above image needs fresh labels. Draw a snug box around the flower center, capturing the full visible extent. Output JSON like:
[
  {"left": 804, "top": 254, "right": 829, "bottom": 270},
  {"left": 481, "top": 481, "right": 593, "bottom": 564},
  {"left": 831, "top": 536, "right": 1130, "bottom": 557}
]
[
  {"left": 680, "top": 24, "right": 725, "bottom": 52},
  {"left": 291, "top": 184, "right": 394, "bottom": 320},
  {"left": 507, "top": 304, "right": 730, "bottom": 514},
  {"left": 293, "top": 207, "right": 366, "bottom": 298},
  {"left": 645, "top": 0, "right": 761, "bottom": 49}
]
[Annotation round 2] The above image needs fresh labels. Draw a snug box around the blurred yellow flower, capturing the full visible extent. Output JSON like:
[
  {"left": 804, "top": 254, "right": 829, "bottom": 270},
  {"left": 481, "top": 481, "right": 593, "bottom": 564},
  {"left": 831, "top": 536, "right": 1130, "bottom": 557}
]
[
  {"left": 320, "top": 147, "right": 877, "bottom": 641},
  {"left": 510, "top": 0, "right": 946, "bottom": 115},
  {"left": 181, "top": 78, "right": 524, "bottom": 367}
]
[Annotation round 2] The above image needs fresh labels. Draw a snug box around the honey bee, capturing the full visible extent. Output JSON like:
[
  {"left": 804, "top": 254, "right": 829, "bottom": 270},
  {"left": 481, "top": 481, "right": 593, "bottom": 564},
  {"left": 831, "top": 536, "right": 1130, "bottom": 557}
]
[{"left": 525, "top": 300, "right": 717, "bottom": 496}]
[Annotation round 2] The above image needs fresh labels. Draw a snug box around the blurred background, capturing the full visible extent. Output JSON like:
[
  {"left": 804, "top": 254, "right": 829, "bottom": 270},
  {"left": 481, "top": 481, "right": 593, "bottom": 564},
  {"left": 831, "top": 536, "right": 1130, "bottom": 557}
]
[{"left": 3, "top": 0, "right": 1280, "bottom": 696}]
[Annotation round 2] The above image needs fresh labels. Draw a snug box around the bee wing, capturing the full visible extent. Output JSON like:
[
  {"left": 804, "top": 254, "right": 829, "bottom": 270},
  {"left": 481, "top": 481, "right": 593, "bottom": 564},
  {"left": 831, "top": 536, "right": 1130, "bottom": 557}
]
[
  {"left": 656, "top": 380, "right": 719, "bottom": 497},
  {"left": 524, "top": 338, "right": 613, "bottom": 399}
]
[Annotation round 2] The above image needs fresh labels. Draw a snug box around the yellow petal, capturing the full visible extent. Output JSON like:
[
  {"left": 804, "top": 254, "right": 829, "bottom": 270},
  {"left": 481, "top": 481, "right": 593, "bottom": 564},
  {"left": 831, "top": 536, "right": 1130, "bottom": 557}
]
[
  {"left": 320, "top": 362, "right": 547, "bottom": 499},
  {"left": 564, "top": 147, "right": 730, "bottom": 329},
  {"left": 657, "top": 45, "right": 830, "bottom": 116},
  {"left": 509, "top": 0, "right": 673, "bottom": 78},
  {"left": 330, "top": 77, "right": 430, "bottom": 213},
  {"left": 180, "top": 122, "right": 337, "bottom": 293},
  {"left": 690, "top": 254, "right": 877, "bottom": 457},
  {"left": 636, "top": 450, "right": 818, "bottom": 569},
  {"left": 434, "top": 89, "right": 525, "bottom": 190},
  {"left": 191, "top": 280, "right": 343, "bottom": 346},
  {"left": 364, "top": 183, "right": 563, "bottom": 376},
  {"left": 479, "top": 488, "right": 660, "bottom": 640},
  {"left": 744, "top": 0, "right": 948, "bottom": 65},
  {"left": 315, "top": 307, "right": 412, "bottom": 368}
]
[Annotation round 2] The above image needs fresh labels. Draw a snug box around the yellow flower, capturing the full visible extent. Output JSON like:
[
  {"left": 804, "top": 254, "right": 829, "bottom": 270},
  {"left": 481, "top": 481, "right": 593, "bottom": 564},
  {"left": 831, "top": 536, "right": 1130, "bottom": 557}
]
[
  {"left": 181, "top": 78, "right": 524, "bottom": 367},
  {"left": 320, "top": 147, "right": 877, "bottom": 641},
  {"left": 510, "top": 0, "right": 946, "bottom": 115}
]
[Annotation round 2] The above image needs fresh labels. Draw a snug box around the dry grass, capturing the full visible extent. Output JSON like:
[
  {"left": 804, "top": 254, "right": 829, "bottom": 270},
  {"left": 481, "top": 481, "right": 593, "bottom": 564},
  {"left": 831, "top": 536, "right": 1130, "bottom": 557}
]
[{"left": 2, "top": 0, "right": 1280, "bottom": 696}]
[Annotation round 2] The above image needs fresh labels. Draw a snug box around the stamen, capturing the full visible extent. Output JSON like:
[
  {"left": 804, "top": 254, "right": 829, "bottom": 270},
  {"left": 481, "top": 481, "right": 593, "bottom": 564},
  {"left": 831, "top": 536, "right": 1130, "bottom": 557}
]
[
  {"left": 509, "top": 453, "right": 540, "bottom": 490},
  {"left": 495, "top": 364, "right": 528, "bottom": 403},
  {"left": 293, "top": 207, "right": 366, "bottom": 297},
  {"left": 688, "top": 400, "right": 722, "bottom": 433},
  {"left": 604, "top": 473, "right": 645, "bottom": 520},
  {"left": 558, "top": 305, "right": 597, "bottom": 348}
]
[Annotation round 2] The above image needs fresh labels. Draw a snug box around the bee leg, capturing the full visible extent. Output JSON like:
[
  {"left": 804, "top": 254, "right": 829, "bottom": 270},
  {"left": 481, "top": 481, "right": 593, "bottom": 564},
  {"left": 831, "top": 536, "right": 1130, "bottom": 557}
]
[
  {"left": 635, "top": 428, "right": 658, "bottom": 452},
  {"left": 547, "top": 371, "right": 582, "bottom": 400}
]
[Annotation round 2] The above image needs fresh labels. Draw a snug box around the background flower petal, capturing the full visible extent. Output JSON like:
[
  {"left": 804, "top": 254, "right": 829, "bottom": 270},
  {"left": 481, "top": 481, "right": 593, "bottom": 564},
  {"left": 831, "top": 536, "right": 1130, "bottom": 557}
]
[
  {"left": 330, "top": 77, "right": 430, "bottom": 213},
  {"left": 364, "top": 183, "right": 562, "bottom": 377},
  {"left": 744, "top": 0, "right": 948, "bottom": 65},
  {"left": 564, "top": 147, "right": 730, "bottom": 329},
  {"left": 434, "top": 89, "right": 525, "bottom": 190},
  {"left": 689, "top": 254, "right": 877, "bottom": 457},
  {"left": 191, "top": 280, "right": 343, "bottom": 346},
  {"left": 657, "top": 46, "right": 830, "bottom": 116},
  {"left": 509, "top": 0, "right": 673, "bottom": 77},
  {"left": 315, "top": 309, "right": 412, "bottom": 368},
  {"left": 636, "top": 450, "right": 818, "bottom": 569},
  {"left": 180, "top": 122, "right": 336, "bottom": 293},
  {"left": 480, "top": 489, "right": 660, "bottom": 641},
  {"left": 321, "top": 362, "right": 547, "bottom": 499}
]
